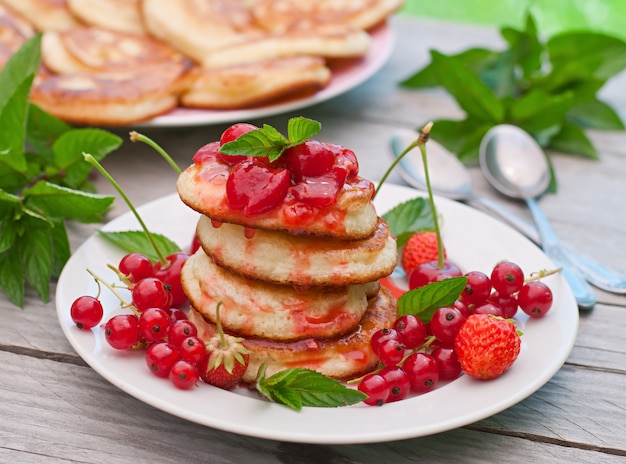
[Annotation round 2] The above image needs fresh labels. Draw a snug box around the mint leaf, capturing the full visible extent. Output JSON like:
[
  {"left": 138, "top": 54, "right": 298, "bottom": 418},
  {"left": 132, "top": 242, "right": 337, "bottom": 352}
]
[
  {"left": 567, "top": 98, "right": 625, "bottom": 130},
  {"left": 98, "top": 230, "right": 181, "bottom": 263},
  {"left": 547, "top": 121, "right": 598, "bottom": 159},
  {"left": 256, "top": 365, "right": 367, "bottom": 411},
  {"left": 26, "top": 104, "right": 72, "bottom": 161},
  {"left": 397, "top": 276, "right": 468, "bottom": 322},
  {"left": 382, "top": 197, "right": 434, "bottom": 247},
  {"left": 286, "top": 116, "right": 321, "bottom": 144},
  {"left": 22, "top": 219, "right": 54, "bottom": 302},
  {"left": 0, "top": 245, "right": 24, "bottom": 307}
]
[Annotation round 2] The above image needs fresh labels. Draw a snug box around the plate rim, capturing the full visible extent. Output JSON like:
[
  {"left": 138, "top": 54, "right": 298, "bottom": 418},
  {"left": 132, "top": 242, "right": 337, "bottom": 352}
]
[{"left": 55, "top": 183, "right": 579, "bottom": 444}]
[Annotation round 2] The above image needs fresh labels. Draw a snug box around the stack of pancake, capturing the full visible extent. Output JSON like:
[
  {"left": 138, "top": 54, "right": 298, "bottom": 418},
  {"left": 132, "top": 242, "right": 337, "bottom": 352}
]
[
  {"left": 0, "top": 0, "right": 403, "bottom": 125},
  {"left": 177, "top": 141, "right": 399, "bottom": 383}
]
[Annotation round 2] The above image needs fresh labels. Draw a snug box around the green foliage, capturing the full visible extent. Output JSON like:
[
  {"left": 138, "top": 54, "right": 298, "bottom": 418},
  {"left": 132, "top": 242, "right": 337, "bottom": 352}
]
[
  {"left": 401, "top": 13, "right": 626, "bottom": 177},
  {"left": 0, "top": 35, "right": 120, "bottom": 307},
  {"left": 397, "top": 277, "right": 468, "bottom": 322},
  {"left": 382, "top": 197, "right": 435, "bottom": 247}
]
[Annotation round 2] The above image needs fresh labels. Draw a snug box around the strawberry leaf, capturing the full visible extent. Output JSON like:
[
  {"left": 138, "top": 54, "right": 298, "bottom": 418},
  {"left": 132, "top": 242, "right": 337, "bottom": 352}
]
[
  {"left": 397, "top": 276, "right": 468, "bottom": 322},
  {"left": 97, "top": 230, "right": 181, "bottom": 263},
  {"left": 382, "top": 197, "right": 434, "bottom": 247},
  {"left": 256, "top": 365, "right": 367, "bottom": 411}
]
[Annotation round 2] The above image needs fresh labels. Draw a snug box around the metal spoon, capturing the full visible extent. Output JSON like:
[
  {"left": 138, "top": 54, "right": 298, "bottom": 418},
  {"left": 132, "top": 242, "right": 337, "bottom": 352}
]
[
  {"left": 479, "top": 124, "right": 596, "bottom": 310},
  {"left": 389, "top": 127, "right": 626, "bottom": 295}
]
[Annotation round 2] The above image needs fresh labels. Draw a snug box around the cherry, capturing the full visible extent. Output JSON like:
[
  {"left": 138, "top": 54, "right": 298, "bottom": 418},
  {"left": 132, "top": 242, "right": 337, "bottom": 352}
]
[
  {"left": 104, "top": 314, "right": 140, "bottom": 350},
  {"left": 428, "top": 306, "right": 466, "bottom": 345},
  {"left": 393, "top": 314, "right": 427, "bottom": 349},
  {"left": 378, "top": 365, "right": 410, "bottom": 403},
  {"left": 70, "top": 295, "right": 104, "bottom": 330},
  {"left": 408, "top": 259, "right": 463, "bottom": 290},
  {"left": 146, "top": 342, "right": 180, "bottom": 378},
  {"left": 168, "top": 319, "right": 198, "bottom": 347},
  {"left": 285, "top": 139, "right": 335, "bottom": 180},
  {"left": 139, "top": 307, "right": 171, "bottom": 343},
  {"left": 370, "top": 328, "right": 399, "bottom": 355},
  {"left": 402, "top": 352, "right": 439, "bottom": 393},
  {"left": 119, "top": 253, "right": 153, "bottom": 283},
  {"left": 431, "top": 346, "right": 462, "bottom": 381},
  {"left": 491, "top": 261, "right": 525, "bottom": 295},
  {"left": 131, "top": 277, "right": 171, "bottom": 312},
  {"left": 153, "top": 252, "right": 189, "bottom": 307},
  {"left": 333, "top": 145, "right": 359, "bottom": 180},
  {"left": 518, "top": 281, "right": 553, "bottom": 318},
  {"left": 377, "top": 338, "right": 405, "bottom": 366},
  {"left": 460, "top": 271, "right": 491, "bottom": 306},
  {"left": 192, "top": 141, "right": 220, "bottom": 164},
  {"left": 226, "top": 161, "right": 291, "bottom": 215},
  {"left": 358, "top": 373, "right": 390, "bottom": 406},
  {"left": 290, "top": 165, "right": 348, "bottom": 208},
  {"left": 169, "top": 360, "right": 200, "bottom": 390},
  {"left": 217, "top": 123, "right": 258, "bottom": 165}
]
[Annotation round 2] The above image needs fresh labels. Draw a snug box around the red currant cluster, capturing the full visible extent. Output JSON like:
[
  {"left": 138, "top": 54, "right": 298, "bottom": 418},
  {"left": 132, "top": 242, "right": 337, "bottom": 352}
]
[
  {"left": 69, "top": 251, "right": 219, "bottom": 390},
  {"left": 358, "top": 261, "right": 554, "bottom": 406}
]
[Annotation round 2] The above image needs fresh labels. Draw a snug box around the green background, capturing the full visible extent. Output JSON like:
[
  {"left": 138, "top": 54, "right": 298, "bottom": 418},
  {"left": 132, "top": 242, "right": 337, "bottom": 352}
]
[{"left": 400, "top": 0, "right": 626, "bottom": 40}]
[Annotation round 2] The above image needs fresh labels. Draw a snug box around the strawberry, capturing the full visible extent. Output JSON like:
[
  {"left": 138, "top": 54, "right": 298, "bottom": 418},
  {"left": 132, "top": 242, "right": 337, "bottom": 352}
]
[
  {"left": 401, "top": 231, "right": 446, "bottom": 277},
  {"left": 199, "top": 303, "right": 250, "bottom": 390},
  {"left": 454, "top": 314, "right": 521, "bottom": 380}
]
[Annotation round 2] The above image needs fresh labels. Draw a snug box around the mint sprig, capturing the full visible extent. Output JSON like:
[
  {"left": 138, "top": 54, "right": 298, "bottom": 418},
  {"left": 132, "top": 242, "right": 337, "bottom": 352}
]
[
  {"left": 256, "top": 364, "right": 367, "bottom": 411},
  {"left": 401, "top": 13, "right": 626, "bottom": 190},
  {"left": 382, "top": 198, "right": 434, "bottom": 247},
  {"left": 219, "top": 117, "right": 321, "bottom": 162},
  {"left": 397, "top": 277, "right": 468, "bottom": 322},
  {"left": 0, "top": 36, "right": 120, "bottom": 307}
]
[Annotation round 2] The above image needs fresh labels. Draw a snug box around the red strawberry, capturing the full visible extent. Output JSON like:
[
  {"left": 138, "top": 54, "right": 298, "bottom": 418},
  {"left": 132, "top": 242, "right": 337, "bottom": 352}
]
[
  {"left": 454, "top": 314, "right": 521, "bottom": 380},
  {"left": 401, "top": 231, "right": 446, "bottom": 277},
  {"left": 199, "top": 303, "right": 250, "bottom": 390}
]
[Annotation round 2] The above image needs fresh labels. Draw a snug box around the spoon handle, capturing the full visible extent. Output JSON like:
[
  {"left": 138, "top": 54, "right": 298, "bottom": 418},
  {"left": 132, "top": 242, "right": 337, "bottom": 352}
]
[{"left": 526, "top": 198, "right": 596, "bottom": 310}]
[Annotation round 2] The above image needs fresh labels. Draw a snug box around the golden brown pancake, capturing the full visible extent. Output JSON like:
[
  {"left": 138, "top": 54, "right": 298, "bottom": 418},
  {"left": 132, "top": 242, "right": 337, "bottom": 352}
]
[
  {"left": 195, "top": 215, "right": 397, "bottom": 286},
  {"left": 30, "top": 60, "right": 189, "bottom": 126},
  {"left": 0, "top": 0, "right": 81, "bottom": 31},
  {"left": 0, "top": 5, "right": 34, "bottom": 69},
  {"left": 176, "top": 157, "right": 378, "bottom": 240},
  {"left": 66, "top": 0, "right": 146, "bottom": 35},
  {"left": 188, "top": 286, "right": 397, "bottom": 383},
  {"left": 179, "top": 56, "right": 331, "bottom": 109},
  {"left": 181, "top": 249, "right": 379, "bottom": 341}
]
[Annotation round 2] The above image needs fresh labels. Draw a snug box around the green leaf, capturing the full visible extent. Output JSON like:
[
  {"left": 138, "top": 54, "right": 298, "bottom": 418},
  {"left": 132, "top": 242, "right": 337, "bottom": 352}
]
[
  {"left": 500, "top": 12, "right": 542, "bottom": 80},
  {"left": 0, "top": 245, "right": 25, "bottom": 308},
  {"left": 286, "top": 116, "right": 321, "bottom": 145},
  {"left": 22, "top": 218, "right": 53, "bottom": 303},
  {"left": 430, "top": 50, "right": 505, "bottom": 122},
  {"left": 256, "top": 366, "right": 367, "bottom": 411},
  {"left": 23, "top": 181, "right": 114, "bottom": 222},
  {"left": 26, "top": 104, "right": 72, "bottom": 162},
  {"left": 0, "top": 34, "right": 40, "bottom": 110},
  {"left": 220, "top": 124, "right": 289, "bottom": 162},
  {"left": 49, "top": 218, "right": 71, "bottom": 278},
  {"left": 0, "top": 78, "right": 33, "bottom": 173},
  {"left": 381, "top": 197, "right": 433, "bottom": 247},
  {"left": 547, "top": 121, "right": 599, "bottom": 160},
  {"left": 98, "top": 230, "right": 181, "bottom": 263},
  {"left": 567, "top": 98, "right": 625, "bottom": 130},
  {"left": 53, "top": 128, "right": 122, "bottom": 189},
  {"left": 397, "top": 276, "right": 468, "bottom": 321}
]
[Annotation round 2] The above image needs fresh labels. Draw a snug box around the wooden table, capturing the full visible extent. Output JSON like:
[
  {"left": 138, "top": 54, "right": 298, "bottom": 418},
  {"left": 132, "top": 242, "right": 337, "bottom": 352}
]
[{"left": 2, "top": 16, "right": 625, "bottom": 463}]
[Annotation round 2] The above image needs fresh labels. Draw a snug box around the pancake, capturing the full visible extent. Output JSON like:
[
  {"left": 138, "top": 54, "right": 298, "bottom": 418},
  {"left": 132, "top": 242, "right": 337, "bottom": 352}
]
[
  {"left": 0, "top": 0, "right": 81, "bottom": 31},
  {"left": 66, "top": 0, "right": 146, "bottom": 35},
  {"left": 41, "top": 27, "right": 186, "bottom": 74},
  {"left": 195, "top": 215, "right": 397, "bottom": 286},
  {"left": 176, "top": 145, "right": 378, "bottom": 240},
  {"left": 0, "top": 5, "right": 34, "bottom": 69},
  {"left": 251, "top": 0, "right": 404, "bottom": 33},
  {"left": 30, "top": 60, "right": 189, "bottom": 126},
  {"left": 179, "top": 56, "right": 331, "bottom": 109},
  {"left": 188, "top": 286, "right": 397, "bottom": 383},
  {"left": 181, "top": 249, "right": 378, "bottom": 341}
]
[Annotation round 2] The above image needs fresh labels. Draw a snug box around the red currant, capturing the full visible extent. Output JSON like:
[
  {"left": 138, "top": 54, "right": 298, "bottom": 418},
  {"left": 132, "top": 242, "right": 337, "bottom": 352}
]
[
  {"left": 70, "top": 295, "right": 103, "bottom": 330},
  {"left": 179, "top": 336, "right": 208, "bottom": 365},
  {"left": 104, "top": 314, "right": 140, "bottom": 350},
  {"left": 169, "top": 360, "right": 200, "bottom": 390},
  {"left": 431, "top": 346, "right": 462, "bottom": 381},
  {"left": 428, "top": 306, "right": 466, "bottom": 345},
  {"left": 377, "top": 338, "right": 405, "bottom": 366},
  {"left": 153, "top": 252, "right": 189, "bottom": 307},
  {"left": 402, "top": 352, "right": 439, "bottom": 393},
  {"left": 393, "top": 314, "right": 427, "bottom": 349},
  {"left": 168, "top": 319, "right": 198, "bottom": 347},
  {"left": 370, "top": 328, "right": 399, "bottom": 355},
  {"left": 518, "top": 281, "right": 553, "bottom": 318},
  {"left": 460, "top": 271, "right": 491, "bottom": 306},
  {"left": 131, "top": 277, "right": 171, "bottom": 312},
  {"left": 226, "top": 161, "right": 291, "bottom": 215},
  {"left": 408, "top": 259, "right": 463, "bottom": 290},
  {"left": 118, "top": 253, "right": 153, "bottom": 283},
  {"left": 378, "top": 365, "right": 410, "bottom": 403},
  {"left": 491, "top": 261, "right": 525, "bottom": 295},
  {"left": 167, "top": 307, "right": 188, "bottom": 322},
  {"left": 358, "top": 373, "right": 390, "bottom": 406},
  {"left": 453, "top": 299, "right": 470, "bottom": 318},
  {"left": 145, "top": 342, "right": 180, "bottom": 378},
  {"left": 488, "top": 291, "right": 519, "bottom": 318},
  {"left": 139, "top": 307, "right": 171, "bottom": 343},
  {"left": 473, "top": 302, "right": 505, "bottom": 317}
]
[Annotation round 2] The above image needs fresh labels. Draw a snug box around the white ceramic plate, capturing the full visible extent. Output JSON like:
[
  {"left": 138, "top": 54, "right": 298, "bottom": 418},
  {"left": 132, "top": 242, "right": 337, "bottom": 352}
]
[
  {"left": 133, "top": 25, "right": 393, "bottom": 128},
  {"left": 55, "top": 183, "right": 578, "bottom": 444}
]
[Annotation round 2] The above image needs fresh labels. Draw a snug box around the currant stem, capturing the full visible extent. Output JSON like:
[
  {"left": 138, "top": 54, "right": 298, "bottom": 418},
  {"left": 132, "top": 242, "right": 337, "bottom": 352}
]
[
  {"left": 86, "top": 268, "right": 136, "bottom": 314},
  {"left": 525, "top": 267, "right": 563, "bottom": 283},
  {"left": 83, "top": 153, "right": 167, "bottom": 265},
  {"left": 129, "top": 131, "right": 182, "bottom": 175}
]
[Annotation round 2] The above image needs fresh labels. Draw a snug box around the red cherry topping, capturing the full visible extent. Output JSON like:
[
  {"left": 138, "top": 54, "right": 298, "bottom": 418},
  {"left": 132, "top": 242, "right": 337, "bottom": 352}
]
[
  {"left": 217, "top": 123, "right": 259, "bottom": 165},
  {"left": 285, "top": 140, "right": 335, "bottom": 180},
  {"left": 226, "top": 161, "right": 291, "bottom": 215},
  {"left": 290, "top": 165, "right": 348, "bottom": 209},
  {"left": 192, "top": 141, "right": 220, "bottom": 164}
]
